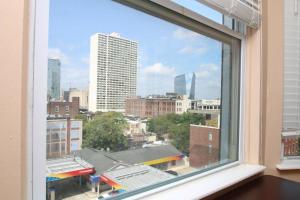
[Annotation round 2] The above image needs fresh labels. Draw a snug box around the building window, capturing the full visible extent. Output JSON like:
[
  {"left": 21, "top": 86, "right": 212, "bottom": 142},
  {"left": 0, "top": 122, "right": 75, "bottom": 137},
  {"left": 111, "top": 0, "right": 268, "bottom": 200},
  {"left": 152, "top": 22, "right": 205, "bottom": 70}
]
[
  {"left": 65, "top": 105, "right": 69, "bottom": 112},
  {"left": 208, "top": 133, "right": 213, "bottom": 141},
  {"left": 55, "top": 106, "right": 59, "bottom": 113}
]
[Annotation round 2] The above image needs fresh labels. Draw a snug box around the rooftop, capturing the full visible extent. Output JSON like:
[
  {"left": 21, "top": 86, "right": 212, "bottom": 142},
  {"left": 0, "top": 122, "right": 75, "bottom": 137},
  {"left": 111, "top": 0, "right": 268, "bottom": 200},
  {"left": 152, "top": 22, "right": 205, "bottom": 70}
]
[{"left": 101, "top": 165, "right": 175, "bottom": 191}]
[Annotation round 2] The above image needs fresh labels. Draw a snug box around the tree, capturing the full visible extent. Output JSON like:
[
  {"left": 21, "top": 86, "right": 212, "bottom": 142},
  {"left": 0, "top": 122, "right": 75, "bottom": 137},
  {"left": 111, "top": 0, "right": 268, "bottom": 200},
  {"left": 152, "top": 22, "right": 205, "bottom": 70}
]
[
  {"left": 168, "top": 123, "right": 190, "bottom": 154},
  {"left": 75, "top": 114, "right": 88, "bottom": 124},
  {"left": 82, "top": 112, "right": 129, "bottom": 152},
  {"left": 147, "top": 112, "right": 205, "bottom": 153}
]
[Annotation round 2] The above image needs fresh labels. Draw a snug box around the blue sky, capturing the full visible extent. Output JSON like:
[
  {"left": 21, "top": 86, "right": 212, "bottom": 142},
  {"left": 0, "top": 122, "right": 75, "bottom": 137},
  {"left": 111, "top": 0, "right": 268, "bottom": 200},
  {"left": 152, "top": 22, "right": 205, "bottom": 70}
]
[{"left": 48, "top": 0, "right": 223, "bottom": 99}]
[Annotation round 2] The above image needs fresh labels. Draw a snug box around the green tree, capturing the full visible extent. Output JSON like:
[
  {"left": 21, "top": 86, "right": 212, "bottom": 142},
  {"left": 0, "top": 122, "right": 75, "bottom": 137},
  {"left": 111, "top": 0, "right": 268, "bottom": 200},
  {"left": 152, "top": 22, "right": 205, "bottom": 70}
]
[
  {"left": 82, "top": 112, "right": 129, "bottom": 152},
  {"left": 147, "top": 112, "right": 205, "bottom": 154},
  {"left": 75, "top": 114, "right": 88, "bottom": 124},
  {"left": 168, "top": 123, "right": 190, "bottom": 154}
]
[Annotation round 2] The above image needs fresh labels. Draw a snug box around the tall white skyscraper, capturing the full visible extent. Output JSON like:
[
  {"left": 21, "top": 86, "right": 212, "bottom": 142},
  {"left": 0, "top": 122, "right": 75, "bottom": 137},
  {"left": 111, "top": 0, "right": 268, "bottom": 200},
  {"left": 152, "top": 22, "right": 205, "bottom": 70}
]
[{"left": 89, "top": 33, "right": 138, "bottom": 112}]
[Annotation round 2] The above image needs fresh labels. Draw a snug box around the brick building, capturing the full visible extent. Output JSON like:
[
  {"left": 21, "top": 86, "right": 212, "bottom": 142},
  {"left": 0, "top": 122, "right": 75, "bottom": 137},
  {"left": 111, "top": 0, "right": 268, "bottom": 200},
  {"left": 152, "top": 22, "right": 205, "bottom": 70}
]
[
  {"left": 282, "top": 134, "right": 300, "bottom": 156},
  {"left": 189, "top": 125, "right": 220, "bottom": 168},
  {"left": 47, "top": 97, "right": 80, "bottom": 119},
  {"left": 125, "top": 95, "right": 177, "bottom": 118}
]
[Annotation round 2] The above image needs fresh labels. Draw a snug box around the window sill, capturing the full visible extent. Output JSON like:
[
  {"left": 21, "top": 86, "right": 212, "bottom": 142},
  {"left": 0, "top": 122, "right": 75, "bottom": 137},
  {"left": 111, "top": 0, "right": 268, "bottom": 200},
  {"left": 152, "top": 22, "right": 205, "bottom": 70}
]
[
  {"left": 126, "top": 164, "right": 265, "bottom": 200},
  {"left": 276, "top": 159, "right": 300, "bottom": 170}
]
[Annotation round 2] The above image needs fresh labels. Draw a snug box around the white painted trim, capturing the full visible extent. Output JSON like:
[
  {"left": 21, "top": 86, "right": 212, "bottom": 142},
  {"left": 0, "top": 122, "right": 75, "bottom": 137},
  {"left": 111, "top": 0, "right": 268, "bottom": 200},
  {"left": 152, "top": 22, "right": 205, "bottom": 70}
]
[
  {"left": 27, "top": 0, "right": 49, "bottom": 199},
  {"left": 26, "top": 0, "right": 35, "bottom": 198},
  {"left": 282, "top": 131, "right": 300, "bottom": 137},
  {"left": 238, "top": 38, "right": 246, "bottom": 163},
  {"left": 277, "top": 160, "right": 300, "bottom": 170},
  {"left": 125, "top": 164, "right": 265, "bottom": 200},
  {"left": 150, "top": 0, "right": 245, "bottom": 40}
]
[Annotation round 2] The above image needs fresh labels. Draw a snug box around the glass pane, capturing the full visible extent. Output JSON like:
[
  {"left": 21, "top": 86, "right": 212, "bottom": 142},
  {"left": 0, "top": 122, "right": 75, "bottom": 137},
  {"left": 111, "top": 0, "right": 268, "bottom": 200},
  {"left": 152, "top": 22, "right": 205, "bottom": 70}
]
[
  {"left": 172, "top": 0, "right": 222, "bottom": 23},
  {"left": 46, "top": 0, "right": 240, "bottom": 199}
]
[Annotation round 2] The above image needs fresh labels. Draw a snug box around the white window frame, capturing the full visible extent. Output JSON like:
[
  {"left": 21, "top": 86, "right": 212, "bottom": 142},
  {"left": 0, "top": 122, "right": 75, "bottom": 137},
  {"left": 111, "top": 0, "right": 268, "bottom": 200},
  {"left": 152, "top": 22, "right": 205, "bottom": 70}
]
[{"left": 27, "top": 0, "right": 264, "bottom": 200}]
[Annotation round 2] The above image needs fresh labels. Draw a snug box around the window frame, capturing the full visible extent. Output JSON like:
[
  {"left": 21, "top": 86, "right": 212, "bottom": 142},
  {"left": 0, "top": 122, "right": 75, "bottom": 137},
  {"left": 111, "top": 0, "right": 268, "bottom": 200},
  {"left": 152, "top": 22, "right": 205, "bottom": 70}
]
[{"left": 27, "top": 0, "right": 247, "bottom": 199}]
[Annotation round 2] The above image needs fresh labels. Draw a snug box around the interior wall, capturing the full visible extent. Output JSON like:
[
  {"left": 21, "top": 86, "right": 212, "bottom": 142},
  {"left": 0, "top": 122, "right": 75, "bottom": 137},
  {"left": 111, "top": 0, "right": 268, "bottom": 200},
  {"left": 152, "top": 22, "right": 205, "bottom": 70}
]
[
  {"left": 0, "top": 0, "right": 29, "bottom": 199},
  {"left": 244, "top": 26, "right": 262, "bottom": 165},
  {"left": 261, "top": 0, "right": 300, "bottom": 182}
]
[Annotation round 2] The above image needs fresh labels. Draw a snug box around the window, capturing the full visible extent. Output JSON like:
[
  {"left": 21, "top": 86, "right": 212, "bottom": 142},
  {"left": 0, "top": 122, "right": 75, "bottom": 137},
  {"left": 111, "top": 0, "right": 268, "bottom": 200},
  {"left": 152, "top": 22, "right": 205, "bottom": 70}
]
[
  {"left": 54, "top": 106, "right": 59, "bottom": 113},
  {"left": 40, "top": 0, "right": 241, "bottom": 199},
  {"left": 65, "top": 105, "right": 69, "bottom": 112},
  {"left": 208, "top": 133, "right": 213, "bottom": 141},
  {"left": 282, "top": 0, "right": 300, "bottom": 160}
]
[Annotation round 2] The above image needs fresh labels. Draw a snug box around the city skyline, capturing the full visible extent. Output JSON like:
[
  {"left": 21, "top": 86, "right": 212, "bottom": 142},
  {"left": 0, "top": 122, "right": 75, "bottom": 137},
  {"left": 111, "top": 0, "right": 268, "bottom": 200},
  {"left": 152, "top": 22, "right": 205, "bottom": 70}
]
[{"left": 49, "top": 0, "right": 222, "bottom": 99}]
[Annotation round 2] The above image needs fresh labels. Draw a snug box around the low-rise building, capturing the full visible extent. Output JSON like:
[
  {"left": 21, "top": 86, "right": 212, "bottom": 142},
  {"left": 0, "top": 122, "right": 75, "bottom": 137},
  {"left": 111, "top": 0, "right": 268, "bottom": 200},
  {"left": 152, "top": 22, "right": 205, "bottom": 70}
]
[
  {"left": 125, "top": 95, "right": 179, "bottom": 118},
  {"left": 282, "top": 131, "right": 300, "bottom": 157},
  {"left": 190, "top": 99, "right": 220, "bottom": 123},
  {"left": 47, "top": 97, "right": 80, "bottom": 119},
  {"left": 124, "top": 118, "right": 147, "bottom": 136},
  {"left": 189, "top": 125, "right": 220, "bottom": 168},
  {"left": 175, "top": 95, "right": 191, "bottom": 114},
  {"left": 75, "top": 145, "right": 185, "bottom": 173},
  {"left": 47, "top": 118, "right": 82, "bottom": 158}
]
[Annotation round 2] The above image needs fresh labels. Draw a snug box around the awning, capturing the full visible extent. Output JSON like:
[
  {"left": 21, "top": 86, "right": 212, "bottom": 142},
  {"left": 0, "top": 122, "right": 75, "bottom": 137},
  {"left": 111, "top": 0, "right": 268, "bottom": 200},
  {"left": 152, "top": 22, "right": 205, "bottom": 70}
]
[
  {"left": 142, "top": 154, "right": 184, "bottom": 166},
  {"left": 46, "top": 157, "right": 95, "bottom": 182}
]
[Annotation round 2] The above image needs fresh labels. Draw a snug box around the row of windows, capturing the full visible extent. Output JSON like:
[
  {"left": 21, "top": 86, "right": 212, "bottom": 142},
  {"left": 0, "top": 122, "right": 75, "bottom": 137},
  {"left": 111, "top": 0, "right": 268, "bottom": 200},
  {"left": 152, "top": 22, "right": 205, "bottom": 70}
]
[{"left": 54, "top": 105, "right": 70, "bottom": 112}]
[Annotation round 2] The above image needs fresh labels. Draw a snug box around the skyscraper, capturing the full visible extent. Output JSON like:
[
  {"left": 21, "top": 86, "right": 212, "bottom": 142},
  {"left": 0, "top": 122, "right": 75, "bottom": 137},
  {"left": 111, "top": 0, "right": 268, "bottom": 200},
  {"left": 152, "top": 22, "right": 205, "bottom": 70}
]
[
  {"left": 48, "top": 58, "right": 61, "bottom": 100},
  {"left": 89, "top": 33, "right": 138, "bottom": 112},
  {"left": 189, "top": 72, "right": 196, "bottom": 100},
  {"left": 174, "top": 74, "right": 186, "bottom": 95}
]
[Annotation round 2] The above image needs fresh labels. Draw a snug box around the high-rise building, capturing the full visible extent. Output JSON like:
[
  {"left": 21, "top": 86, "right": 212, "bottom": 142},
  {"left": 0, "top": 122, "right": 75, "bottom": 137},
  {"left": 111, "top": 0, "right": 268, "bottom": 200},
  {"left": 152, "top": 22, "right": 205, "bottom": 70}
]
[
  {"left": 48, "top": 58, "right": 61, "bottom": 100},
  {"left": 189, "top": 72, "right": 196, "bottom": 100},
  {"left": 174, "top": 74, "right": 186, "bottom": 95},
  {"left": 89, "top": 33, "right": 138, "bottom": 112}
]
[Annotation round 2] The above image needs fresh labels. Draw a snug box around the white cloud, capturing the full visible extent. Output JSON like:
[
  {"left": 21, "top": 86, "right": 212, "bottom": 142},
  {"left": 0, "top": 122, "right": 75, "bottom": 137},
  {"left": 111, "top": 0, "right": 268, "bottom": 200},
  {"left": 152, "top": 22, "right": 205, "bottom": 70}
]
[
  {"left": 173, "top": 28, "right": 199, "bottom": 40},
  {"left": 137, "top": 63, "right": 176, "bottom": 96},
  {"left": 199, "top": 63, "right": 220, "bottom": 71},
  {"left": 196, "top": 70, "right": 210, "bottom": 78},
  {"left": 143, "top": 63, "right": 176, "bottom": 75},
  {"left": 179, "top": 46, "right": 207, "bottom": 55},
  {"left": 48, "top": 48, "right": 70, "bottom": 65}
]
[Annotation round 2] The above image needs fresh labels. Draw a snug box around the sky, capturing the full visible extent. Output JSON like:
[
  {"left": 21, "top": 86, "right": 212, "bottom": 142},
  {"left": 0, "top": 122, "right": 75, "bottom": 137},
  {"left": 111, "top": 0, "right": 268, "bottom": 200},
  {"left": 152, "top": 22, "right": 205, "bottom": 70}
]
[{"left": 48, "top": 0, "right": 223, "bottom": 99}]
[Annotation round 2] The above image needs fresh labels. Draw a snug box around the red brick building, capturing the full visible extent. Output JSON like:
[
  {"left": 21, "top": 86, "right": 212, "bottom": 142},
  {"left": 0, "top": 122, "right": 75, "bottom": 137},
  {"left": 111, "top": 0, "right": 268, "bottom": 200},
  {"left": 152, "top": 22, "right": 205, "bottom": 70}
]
[
  {"left": 47, "top": 97, "right": 80, "bottom": 119},
  {"left": 282, "top": 135, "right": 300, "bottom": 156},
  {"left": 189, "top": 125, "right": 220, "bottom": 168},
  {"left": 125, "top": 96, "right": 176, "bottom": 118}
]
